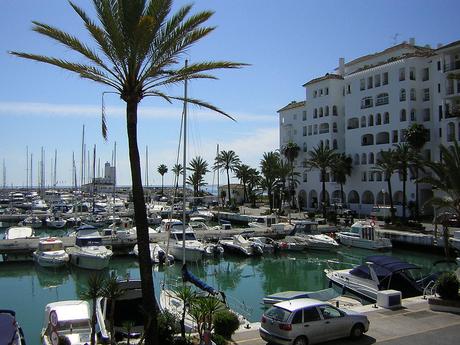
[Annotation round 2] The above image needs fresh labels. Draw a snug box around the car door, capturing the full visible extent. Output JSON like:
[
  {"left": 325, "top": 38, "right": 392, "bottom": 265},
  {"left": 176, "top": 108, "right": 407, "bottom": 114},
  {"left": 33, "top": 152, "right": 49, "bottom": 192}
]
[
  {"left": 317, "top": 305, "right": 348, "bottom": 340},
  {"left": 301, "top": 307, "right": 324, "bottom": 343}
]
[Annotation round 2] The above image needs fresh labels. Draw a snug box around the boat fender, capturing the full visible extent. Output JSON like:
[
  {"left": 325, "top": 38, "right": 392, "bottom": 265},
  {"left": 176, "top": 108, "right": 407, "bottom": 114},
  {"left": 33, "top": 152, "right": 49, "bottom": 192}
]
[{"left": 280, "top": 242, "right": 288, "bottom": 249}]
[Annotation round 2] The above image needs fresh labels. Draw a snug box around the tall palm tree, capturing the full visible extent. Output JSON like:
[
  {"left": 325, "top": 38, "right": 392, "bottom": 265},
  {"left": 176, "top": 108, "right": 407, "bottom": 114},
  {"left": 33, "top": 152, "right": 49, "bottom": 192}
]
[
  {"left": 332, "top": 153, "right": 353, "bottom": 205},
  {"left": 260, "top": 151, "right": 280, "bottom": 212},
  {"left": 373, "top": 149, "right": 398, "bottom": 221},
  {"left": 157, "top": 164, "right": 168, "bottom": 195},
  {"left": 281, "top": 142, "right": 301, "bottom": 208},
  {"left": 11, "top": 2, "right": 245, "bottom": 343},
  {"left": 305, "top": 142, "right": 337, "bottom": 217},
  {"left": 406, "top": 123, "right": 428, "bottom": 219},
  {"left": 394, "top": 143, "right": 417, "bottom": 221},
  {"left": 247, "top": 168, "right": 261, "bottom": 208},
  {"left": 81, "top": 273, "right": 105, "bottom": 345},
  {"left": 172, "top": 163, "right": 183, "bottom": 194},
  {"left": 102, "top": 272, "right": 125, "bottom": 345},
  {"left": 187, "top": 156, "right": 209, "bottom": 197},
  {"left": 214, "top": 150, "right": 240, "bottom": 205},
  {"left": 276, "top": 159, "right": 292, "bottom": 211},
  {"left": 234, "top": 164, "right": 251, "bottom": 204}
]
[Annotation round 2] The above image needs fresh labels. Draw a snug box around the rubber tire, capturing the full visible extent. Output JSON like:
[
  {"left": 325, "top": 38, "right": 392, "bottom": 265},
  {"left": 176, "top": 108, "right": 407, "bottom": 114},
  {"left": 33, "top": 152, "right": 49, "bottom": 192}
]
[
  {"left": 350, "top": 323, "right": 364, "bottom": 339},
  {"left": 293, "top": 336, "right": 308, "bottom": 345}
]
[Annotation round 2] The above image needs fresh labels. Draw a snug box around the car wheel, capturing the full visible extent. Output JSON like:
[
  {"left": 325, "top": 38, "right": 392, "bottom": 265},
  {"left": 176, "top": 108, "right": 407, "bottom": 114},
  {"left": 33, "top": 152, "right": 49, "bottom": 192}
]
[
  {"left": 293, "top": 336, "right": 308, "bottom": 345},
  {"left": 350, "top": 323, "right": 364, "bottom": 339}
]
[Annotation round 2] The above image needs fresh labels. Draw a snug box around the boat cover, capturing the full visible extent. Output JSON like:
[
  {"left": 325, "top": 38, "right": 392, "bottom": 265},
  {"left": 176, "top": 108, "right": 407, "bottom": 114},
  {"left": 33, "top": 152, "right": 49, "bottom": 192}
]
[
  {"left": 350, "top": 255, "right": 419, "bottom": 279},
  {"left": 182, "top": 264, "right": 217, "bottom": 295}
]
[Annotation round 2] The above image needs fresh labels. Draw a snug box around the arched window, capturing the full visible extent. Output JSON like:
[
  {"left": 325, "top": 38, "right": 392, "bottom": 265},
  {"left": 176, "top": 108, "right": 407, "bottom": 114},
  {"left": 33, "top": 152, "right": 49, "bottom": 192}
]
[
  {"left": 376, "top": 113, "right": 382, "bottom": 125},
  {"left": 361, "top": 116, "right": 367, "bottom": 127},
  {"left": 376, "top": 93, "right": 389, "bottom": 106},
  {"left": 361, "top": 153, "right": 367, "bottom": 164},
  {"left": 333, "top": 139, "right": 338, "bottom": 149},
  {"left": 325, "top": 106, "right": 329, "bottom": 116},
  {"left": 384, "top": 112, "right": 390, "bottom": 124},
  {"left": 314, "top": 108, "right": 318, "bottom": 118},
  {"left": 410, "top": 109, "right": 416, "bottom": 121},
  {"left": 410, "top": 88, "right": 416, "bottom": 101},
  {"left": 400, "top": 109, "right": 407, "bottom": 121},
  {"left": 333, "top": 122, "right": 338, "bottom": 133},
  {"left": 368, "top": 152, "right": 375, "bottom": 164},
  {"left": 332, "top": 105, "right": 338, "bottom": 115},
  {"left": 368, "top": 114, "right": 374, "bottom": 126},
  {"left": 319, "top": 107, "right": 323, "bottom": 117},
  {"left": 400, "top": 89, "right": 406, "bottom": 102}
]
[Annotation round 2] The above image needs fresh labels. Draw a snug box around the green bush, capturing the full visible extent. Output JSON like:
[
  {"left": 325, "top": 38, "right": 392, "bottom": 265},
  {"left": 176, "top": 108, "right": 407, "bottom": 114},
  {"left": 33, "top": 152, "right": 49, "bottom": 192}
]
[
  {"left": 307, "top": 212, "right": 316, "bottom": 219},
  {"left": 437, "top": 272, "right": 460, "bottom": 300},
  {"left": 158, "top": 310, "right": 180, "bottom": 345},
  {"left": 213, "top": 310, "right": 240, "bottom": 339},
  {"left": 211, "top": 333, "right": 228, "bottom": 345}
]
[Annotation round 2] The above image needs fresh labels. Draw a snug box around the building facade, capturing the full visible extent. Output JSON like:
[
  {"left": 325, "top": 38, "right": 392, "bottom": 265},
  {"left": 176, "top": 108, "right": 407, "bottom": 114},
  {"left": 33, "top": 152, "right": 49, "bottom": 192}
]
[
  {"left": 82, "top": 162, "right": 116, "bottom": 194},
  {"left": 278, "top": 38, "right": 460, "bottom": 216}
]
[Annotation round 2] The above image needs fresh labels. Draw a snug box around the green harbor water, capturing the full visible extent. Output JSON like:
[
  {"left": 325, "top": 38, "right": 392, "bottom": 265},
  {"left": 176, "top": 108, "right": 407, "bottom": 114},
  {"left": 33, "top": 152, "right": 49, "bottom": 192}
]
[{"left": 0, "top": 236, "right": 451, "bottom": 345}]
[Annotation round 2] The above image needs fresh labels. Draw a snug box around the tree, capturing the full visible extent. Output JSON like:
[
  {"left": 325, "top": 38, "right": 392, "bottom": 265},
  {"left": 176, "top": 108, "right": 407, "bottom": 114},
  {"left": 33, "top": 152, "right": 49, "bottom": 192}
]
[
  {"left": 276, "top": 159, "right": 292, "bottom": 211},
  {"left": 187, "top": 156, "right": 209, "bottom": 197},
  {"left": 234, "top": 164, "right": 251, "bottom": 204},
  {"left": 373, "top": 149, "right": 398, "bottom": 221},
  {"left": 405, "top": 123, "right": 429, "bottom": 219},
  {"left": 214, "top": 150, "right": 240, "bottom": 205},
  {"left": 247, "top": 168, "right": 261, "bottom": 208},
  {"left": 81, "top": 273, "right": 105, "bottom": 345},
  {"left": 394, "top": 143, "right": 417, "bottom": 222},
  {"left": 173, "top": 285, "right": 196, "bottom": 339},
  {"left": 11, "top": 2, "right": 245, "bottom": 343},
  {"left": 171, "top": 163, "right": 183, "bottom": 194},
  {"left": 331, "top": 153, "right": 353, "bottom": 205},
  {"left": 305, "top": 142, "right": 337, "bottom": 218},
  {"left": 260, "top": 151, "right": 280, "bottom": 212},
  {"left": 189, "top": 296, "right": 223, "bottom": 343},
  {"left": 157, "top": 164, "right": 168, "bottom": 195},
  {"left": 102, "top": 272, "right": 125, "bottom": 344},
  {"left": 281, "top": 142, "right": 301, "bottom": 208}
]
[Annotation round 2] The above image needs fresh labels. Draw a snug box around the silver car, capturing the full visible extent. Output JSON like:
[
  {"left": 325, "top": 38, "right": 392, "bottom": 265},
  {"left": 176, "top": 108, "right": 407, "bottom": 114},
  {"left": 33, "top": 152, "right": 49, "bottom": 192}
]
[{"left": 259, "top": 298, "right": 369, "bottom": 345}]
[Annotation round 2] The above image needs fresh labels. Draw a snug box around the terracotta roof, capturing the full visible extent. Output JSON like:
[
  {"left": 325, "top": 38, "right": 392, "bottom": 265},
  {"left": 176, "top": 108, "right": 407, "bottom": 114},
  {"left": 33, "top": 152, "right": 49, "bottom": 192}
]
[
  {"left": 302, "top": 73, "right": 343, "bottom": 87},
  {"left": 277, "top": 100, "right": 306, "bottom": 113},
  {"left": 436, "top": 39, "right": 460, "bottom": 52}
]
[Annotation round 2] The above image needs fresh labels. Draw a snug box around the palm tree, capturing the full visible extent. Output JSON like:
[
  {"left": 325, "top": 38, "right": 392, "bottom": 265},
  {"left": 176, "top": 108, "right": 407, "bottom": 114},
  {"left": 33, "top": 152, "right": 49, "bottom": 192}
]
[
  {"left": 405, "top": 123, "right": 429, "bottom": 219},
  {"left": 305, "top": 142, "right": 337, "bottom": 218},
  {"left": 11, "top": 2, "right": 245, "bottom": 343},
  {"left": 276, "top": 159, "right": 292, "bottom": 211},
  {"left": 394, "top": 143, "right": 417, "bottom": 222},
  {"left": 81, "top": 273, "right": 105, "bottom": 345},
  {"left": 102, "top": 272, "right": 125, "bottom": 344},
  {"left": 247, "top": 168, "right": 261, "bottom": 208},
  {"left": 214, "top": 150, "right": 241, "bottom": 205},
  {"left": 174, "top": 284, "right": 196, "bottom": 339},
  {"left": 332, "top": 153, "right": 353, "bottom": 205},
  {"left": 234, "top": 164, "right": 251, "bottom": 203},
  {"left": 157, "top": 164, "right": 168, "bottom": 195},
  {"left": 260, "top": 151, "right": 280, "bottom": 212},
  {"left": 187, "top": 156, "right": 209, "bottom": 197},
  {"left": 373, "top": 149, "right": 398, "bottom": 221},
  {"left": 281, "top": 142, "right": 301, "bottom": 208}
]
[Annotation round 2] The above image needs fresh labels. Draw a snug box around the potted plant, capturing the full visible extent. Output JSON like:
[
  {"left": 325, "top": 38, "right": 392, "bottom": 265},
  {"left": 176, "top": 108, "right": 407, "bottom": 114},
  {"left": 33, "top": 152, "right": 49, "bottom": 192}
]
[{"left": 428, "top": 272, "right": 460, "bottom": 313}]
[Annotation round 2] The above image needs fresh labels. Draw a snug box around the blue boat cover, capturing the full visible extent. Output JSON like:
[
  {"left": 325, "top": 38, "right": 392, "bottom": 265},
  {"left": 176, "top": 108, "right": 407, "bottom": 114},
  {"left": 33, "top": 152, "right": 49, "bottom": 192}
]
[
  {"left": 350, "top": 255, "right": 419, "bottom": 279},
  {"left": 77, "top": 224, "right": 97, "bottom": 231},
  {"left": 182, "top": 264, "right": 217, "bottom": 295}
]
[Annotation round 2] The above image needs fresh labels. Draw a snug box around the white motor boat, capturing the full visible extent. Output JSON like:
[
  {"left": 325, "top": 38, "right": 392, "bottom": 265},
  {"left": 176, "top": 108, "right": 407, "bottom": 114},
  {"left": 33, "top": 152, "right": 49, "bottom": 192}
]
[
  {"left": 46, "top": 216, "right": 67, "bottom": 229},
  {"left": 33, "top": 237, "right": 69, "bottom": 268},
  {"left": 189, "top": 207, "right": 214, "bottom": 221},
  {"left": 248, "top": 236, "right": 279, "bottom": 253},
  {"left": 337, "top": 221, "right": 392, "bottom": 250},
  {"left": 155, "top": 218, "right": 183, "bottom": 233},
  {"left": 66, "top": 229, "right": 113, "bottom": 270},
  {"left": 284, "top": 220, "right": 339, "bottom": 251},
  {"left": 147, "top": 212, "right": 162, "bottom": 225},
  {"left": 31, "top": 199, "right": 49, "bottom": 211},
  {"left": 41, "top": 300, "right": 91, "bottom": 345},
  {"left": 4, "top": 226, "right": 34, "bottom": 240},
  {"left": 133, "top": 243, "right": 174, "bottom": 264},
  {"left": 21, "top": 215, "right": 42, "bottom": 228},
  {"left": 96, "top": 280, "right": 146, "bottom": 344},
  {"left": 0, "top": 310, "right": 26, "bottom": 345},
  {"left": 219, "top": 235, "right": 263, "bottom": 256},
  {"left": 325, "top": 255, "right": 441, "bottom": 302}
]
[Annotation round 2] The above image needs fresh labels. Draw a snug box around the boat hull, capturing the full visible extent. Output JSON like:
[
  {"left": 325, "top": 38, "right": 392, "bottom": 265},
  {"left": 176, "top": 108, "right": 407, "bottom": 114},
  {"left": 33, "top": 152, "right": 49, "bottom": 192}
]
[
  {"left": 169, "top": 245, "right": 205, "bottom": 262},
  {"left": 33, "top": 252, "right": 69, "bottom": 268},
  {"left": 67, "top": 247, "right": 112, "bottom": 270},
  {"left": 337, "top": 234, "right": 392, "bottom": 250}
]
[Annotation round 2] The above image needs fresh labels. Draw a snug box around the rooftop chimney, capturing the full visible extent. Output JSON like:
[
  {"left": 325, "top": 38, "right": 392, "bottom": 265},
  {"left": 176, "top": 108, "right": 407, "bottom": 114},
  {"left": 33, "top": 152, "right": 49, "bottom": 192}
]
[
  {"left": 338, "top": 57, "right": 345, "bottom": 76},
  {"left": 409, "top": 37, "right": 415, "bottom": 45}
]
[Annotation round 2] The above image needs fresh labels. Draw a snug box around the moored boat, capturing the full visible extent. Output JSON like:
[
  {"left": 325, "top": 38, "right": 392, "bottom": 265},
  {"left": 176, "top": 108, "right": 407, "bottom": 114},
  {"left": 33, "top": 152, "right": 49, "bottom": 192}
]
[
  {"left": 0, "top": 309, "right": 26, "bottom": 345},
  {"left": 66, "top": 229, "right": 113, "bottom": 270},
  {"left": 337, "top": 221, "right": 392, "bottom": 250},
  {"left": 33, "top": 237, "right": 69, "bottom": 268},
  {"left": 133, "top": 243, "right": 174, "bottom": 264},
  {"left": 219, "top": 235, "right": 263, "bottom": 256}
]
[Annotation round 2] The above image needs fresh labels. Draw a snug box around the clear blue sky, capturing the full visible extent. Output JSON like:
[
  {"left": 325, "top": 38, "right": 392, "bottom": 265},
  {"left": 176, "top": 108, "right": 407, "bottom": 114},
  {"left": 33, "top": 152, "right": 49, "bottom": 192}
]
[{"left": 1, "top": 0, "right": 459, "bottom": 187}]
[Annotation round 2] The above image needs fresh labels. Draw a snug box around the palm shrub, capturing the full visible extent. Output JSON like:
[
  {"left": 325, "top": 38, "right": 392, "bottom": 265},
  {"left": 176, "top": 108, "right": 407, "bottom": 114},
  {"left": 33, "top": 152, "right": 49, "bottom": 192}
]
[
  {"left": 157, "top": 310, "right": 180, "bottom": 345},
  {"left": 213, "top": 309, "right": 240, "bottom": 339},
  {"left": 436, "top": 272, "right": 459, "bottom": 300}
]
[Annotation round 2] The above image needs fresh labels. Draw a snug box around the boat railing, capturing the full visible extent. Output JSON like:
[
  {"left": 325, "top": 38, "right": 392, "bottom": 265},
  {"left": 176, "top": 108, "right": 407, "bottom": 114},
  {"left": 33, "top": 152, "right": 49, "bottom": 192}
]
[
  {"left": 224, "top": 294, "right": 252, "bottom": 322},
  {"left": 325, "top": 259, "right": 357, "bottom": 271},
  {"left": 422, "top": 279, "right": 437, "bottom": 299}
]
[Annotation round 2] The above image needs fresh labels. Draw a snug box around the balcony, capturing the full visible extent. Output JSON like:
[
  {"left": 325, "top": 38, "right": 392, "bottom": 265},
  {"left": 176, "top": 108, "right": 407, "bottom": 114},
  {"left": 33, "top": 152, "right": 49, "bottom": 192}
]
[{"left": 444, "top": 61, "right": 460, "bottom": 72}]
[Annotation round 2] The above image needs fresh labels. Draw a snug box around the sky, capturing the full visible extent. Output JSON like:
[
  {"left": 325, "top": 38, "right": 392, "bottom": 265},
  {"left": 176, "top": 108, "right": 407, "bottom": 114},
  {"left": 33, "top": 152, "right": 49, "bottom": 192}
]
[{"left": 1, "top": 0, "right": 459, "bottom": 187}]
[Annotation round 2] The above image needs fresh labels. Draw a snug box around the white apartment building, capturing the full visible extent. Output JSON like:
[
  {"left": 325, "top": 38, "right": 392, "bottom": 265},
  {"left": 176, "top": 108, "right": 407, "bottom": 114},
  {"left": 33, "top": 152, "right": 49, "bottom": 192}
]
[{"left": 278, "top": 38, "right": 460, "bottom": 216}]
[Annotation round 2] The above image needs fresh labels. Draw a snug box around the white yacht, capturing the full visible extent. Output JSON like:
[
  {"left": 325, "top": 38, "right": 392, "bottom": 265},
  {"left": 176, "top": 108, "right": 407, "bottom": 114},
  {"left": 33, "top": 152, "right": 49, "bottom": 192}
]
[
  {"left": 189, "top": 207, "right": 214, "bottom": 221},
  {"left": 33, "top": 237, "right": 69, "bottom": 268},
  {"left": 96, "top": 280, "right": 145, "bottom": 344},
  {"left": 337, "top": 221, "right": 392, "bottom": 250},
  {"left": 66, "top": 229, "right": 113, "bottom": 270},
  {"left": 41, "top": 300, "right": 91, "bottom": 345},
  {"left": 155, "top": 218, "right": 183, "bottom": 233},
  {"left": 46, "top": 216, "right": 67, "bottom": 229},
  {"left": 248, "top": 236, "right": 279, "bottom": 253},
  {"left": 219, "top": 235, "right": 264, "bottom": 256},
  {"left": 248, "top": 214, "right": 278, "bottom": 229},
  {"left": 0, "top": 310, "right": 26, "bottom": 345},
  {"left": 283, "top": 220, "right": 339, "bottom": 251},
  {"left": 133, "top": 243, "right": 174, "bottom": 264},
  {"left": 4, "top": 226, "right": 34, "bottom": 240},
  {"left": 21, "top": 215, "right": 42, "bottom": 228}
]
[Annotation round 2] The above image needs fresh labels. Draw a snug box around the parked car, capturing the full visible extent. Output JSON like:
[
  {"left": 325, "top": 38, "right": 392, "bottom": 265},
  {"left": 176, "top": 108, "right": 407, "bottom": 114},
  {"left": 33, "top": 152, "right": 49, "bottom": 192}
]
[{"left": 259, "top": 298, "right": 369, "bottom": 345}]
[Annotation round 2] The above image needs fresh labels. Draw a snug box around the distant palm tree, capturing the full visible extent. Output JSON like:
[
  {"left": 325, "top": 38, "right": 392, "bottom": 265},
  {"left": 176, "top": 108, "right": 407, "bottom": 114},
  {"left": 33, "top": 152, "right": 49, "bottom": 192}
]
[
  {"left": 281, "top": 142, "right": 301, "bottom": 208},
  {"left": 11, "top": 2, "right": 245, "bottom": 343},
  {"left": 406, "top": 123, "right": 429, "bottom": 219},
  {"left": 172, "top": 163, "right": 183, "bottom": 195},
  {"left": 305, "top": 143, "right": 337, "bottom": 217},
  {"left": 81, "top": 273, "right": 105, "bottom": 345},
  {"left": 187, "top": 156, "right": 209, "bottom": 197},
  {"left": 234, "top": 164, "right": 251, "bottom": 203},
  {"left": 332, "top": 153, "right": 353, "bottom": 204},
  {"left": 214, "top": 150, "right": 240, "bottom": 205},
  {"left": 373, "top": 149, "right": 398, "bottom": 221},
  {"left": 157, "top": 164, "right": 168, "bottom": 195},
  {"left": 394, "top": 143, "right": 417, "bottom": 221},
  {"left": 260, "top": 151, "right": 280, "bottom": 212}
]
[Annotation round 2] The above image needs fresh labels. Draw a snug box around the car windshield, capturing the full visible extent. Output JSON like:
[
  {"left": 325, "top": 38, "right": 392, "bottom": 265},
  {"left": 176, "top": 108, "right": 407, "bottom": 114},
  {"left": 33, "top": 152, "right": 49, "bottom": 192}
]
[{"left": 265, "top": 306, "right": 291, "bottom": 322}]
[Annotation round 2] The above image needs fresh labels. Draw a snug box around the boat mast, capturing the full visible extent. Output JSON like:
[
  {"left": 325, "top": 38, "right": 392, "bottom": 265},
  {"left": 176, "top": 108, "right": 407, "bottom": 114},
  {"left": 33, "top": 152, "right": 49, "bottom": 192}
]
[
  {"left": 80, "top": 124, "right": 85, "bottom": 189},
  {"left": 216, "top": 144, "right": 220, "bottom": 224},
  {"left": 26, "top": 146, "right": 28, "bottom": 189},
  {"left": 54, "top": 149, "right": 57, "bottom": 187},
  {"left": 92, "top": 145, "right": 96, "bottom": 213},
  {"left": 2, "top": 159, "right": 5, "bottom": 189},
  {"left": 182, "top": 59, "right": 188, "bottom": 265},
  {"left": 30, "top": 154, "right": 33, "bottom": 189}
]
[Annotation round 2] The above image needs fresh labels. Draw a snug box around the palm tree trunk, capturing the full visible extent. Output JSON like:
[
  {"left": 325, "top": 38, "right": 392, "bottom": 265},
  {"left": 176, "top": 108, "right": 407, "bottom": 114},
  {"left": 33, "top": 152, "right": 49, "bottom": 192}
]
[
  {"left": 321, "top": 169, "right": 326, "bottom": 218},
  {"left": 226, "top": 168, "right": 231, "bottom": 205},
  {"left": 243, "top": 181, "right": 247, "bottom": 204},
  {"left": 161, "top": 175, "right": 164, "bottom": 195},
  {"left": 90, "top": 298, "right": 97, "bottom": 345},
  {"left": 340, "top": 183, "right": 344, "bottom": 204},
  {"left": 402, "top": 173, "right": 407, "bottom": 222},
  {"left": 126, "top": 99, "right": 158, "bottom": 345},
  {"left": 387, "top": 177, "right": 395, "bottom": 222},
  {"left": 415, "top": 168, "right": 419, "bottom": 219}
]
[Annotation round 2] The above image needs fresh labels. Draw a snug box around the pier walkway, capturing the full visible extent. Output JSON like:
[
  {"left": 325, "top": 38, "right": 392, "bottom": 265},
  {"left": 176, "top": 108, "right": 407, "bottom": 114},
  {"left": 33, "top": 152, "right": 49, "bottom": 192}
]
[{"left": 231, "top": 297, "right": 460, "bottom": 345}]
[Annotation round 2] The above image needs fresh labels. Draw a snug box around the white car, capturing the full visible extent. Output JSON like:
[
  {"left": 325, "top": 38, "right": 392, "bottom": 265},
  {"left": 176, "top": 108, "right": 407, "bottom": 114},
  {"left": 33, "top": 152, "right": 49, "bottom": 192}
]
[{"left": 260, "top": 298, "right": 369, "bottom": 345}]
